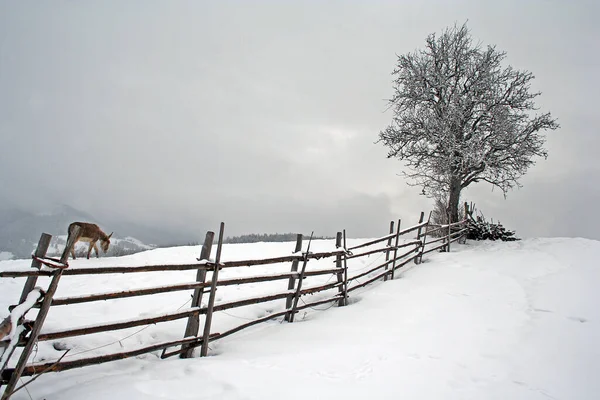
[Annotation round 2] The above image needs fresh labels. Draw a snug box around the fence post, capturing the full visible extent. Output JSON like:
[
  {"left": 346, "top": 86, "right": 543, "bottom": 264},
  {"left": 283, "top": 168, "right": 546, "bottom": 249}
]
[
  {"left": 180, "top": 231, "right": 214, "bottom": 358},
  {"left": 447, "top": 212, "right": 452, "bottom": 252},
  {"left": 1, "top": 227, "right": 79, "bottom": 400},
  {"left": 390, "top": 219, "right": 401, "bottom": 280},
  {"left": 334, "top": 232, "right": 343, "bottom": 302},
  {"left": 414, "top": 212, "right": 425, "bottom": 264},
  {"left": 461, "top": 202, "right": 469, "bottom": 244},
  {"left": 18, "top": 233, "right": 52, "bottom": 304},
  {"left": 284, "top": 234, "right": 303, "bottom": 322},
  {"left": 383, "top": 221, "right": 394, "bottom": 281},
  {"left": 289, "top": 232, "right": 313, "bottom": 323},
  {"left": 200, "top": 223, "right": 225, "bottom": 357},
  {"left": 341, "top": 229, "right": 349, "bottom": 306}
]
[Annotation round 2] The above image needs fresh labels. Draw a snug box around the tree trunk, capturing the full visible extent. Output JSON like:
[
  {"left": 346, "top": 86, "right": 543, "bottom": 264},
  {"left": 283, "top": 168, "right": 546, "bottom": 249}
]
[{"left": 447, "top": 178, "right": 462, "bottom": 224}]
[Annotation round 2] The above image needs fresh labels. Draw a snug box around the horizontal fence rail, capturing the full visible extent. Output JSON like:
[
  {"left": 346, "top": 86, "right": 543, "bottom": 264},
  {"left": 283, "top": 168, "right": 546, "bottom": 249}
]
[
  {"left": 0, "top": 253, "right": 347, "bottom": 279},
  {"left": 37, "top": 268, "right": 342, "bottom": 308},
  {"left": 347, "top": 222, "right": 428, "bottom": 251},
  {"left": 2, "top": 333, "right": 222, "bottom": 380},
  {"left": 346, "top": 240, "right": 421, "bottom": 260},
  {"left": 347, "top": 245, "right": 420, "bottom": 284},
  {"left": 0, "top": 262, "right": 213, "bottom": 278}
]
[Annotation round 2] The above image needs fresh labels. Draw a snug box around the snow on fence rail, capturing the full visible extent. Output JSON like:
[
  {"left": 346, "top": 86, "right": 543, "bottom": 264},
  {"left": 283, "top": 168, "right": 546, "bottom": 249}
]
[{"left": 0, "top": 213, "right": 467, "bottom": 400}]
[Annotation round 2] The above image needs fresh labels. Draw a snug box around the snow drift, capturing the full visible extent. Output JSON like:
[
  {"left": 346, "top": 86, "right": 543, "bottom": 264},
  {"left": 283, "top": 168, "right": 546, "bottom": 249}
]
[{"left": 1, "top": 237, "right": 599, "bottom": 399}]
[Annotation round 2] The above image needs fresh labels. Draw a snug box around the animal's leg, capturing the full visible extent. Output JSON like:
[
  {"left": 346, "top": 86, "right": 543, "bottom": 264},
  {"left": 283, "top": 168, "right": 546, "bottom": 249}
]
[
  {"left": 87, "top": 242, "right": 93, "bottom": 259},
  {"left": 93, "top": 243, "right": 100, "bottom": 258}
]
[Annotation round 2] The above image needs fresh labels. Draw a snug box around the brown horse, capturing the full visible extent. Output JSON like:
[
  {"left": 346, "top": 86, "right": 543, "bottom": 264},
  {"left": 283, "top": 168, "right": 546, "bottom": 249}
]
[{"left": 67, "top": 222, "right": 113, "bottom": 259}]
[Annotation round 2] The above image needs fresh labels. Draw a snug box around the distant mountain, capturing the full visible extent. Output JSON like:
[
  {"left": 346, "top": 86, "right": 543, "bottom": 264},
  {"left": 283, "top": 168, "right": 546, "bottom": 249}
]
[
  {"left": 45, "top": 233, "right": 154, "bottom": 259},
  {"left": 95, "top": 215, "right": 197, "bottom": 248},
  {"left": 0, "top": 204, "right": 92, "bottom": 259},
  {"left": 0, "top": 204, "right": 159, "bottom": 260}
]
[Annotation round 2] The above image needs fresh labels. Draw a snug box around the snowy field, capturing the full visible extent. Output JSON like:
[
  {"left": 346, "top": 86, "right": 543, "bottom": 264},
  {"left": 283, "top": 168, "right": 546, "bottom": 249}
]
[{"left": 1, "top": 237, "right": 599, "bottom": 399}]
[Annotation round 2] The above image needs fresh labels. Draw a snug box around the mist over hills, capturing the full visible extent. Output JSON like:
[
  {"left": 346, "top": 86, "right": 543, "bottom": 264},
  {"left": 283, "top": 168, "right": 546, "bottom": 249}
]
[{"left": 0, "top": 203, "right": 198, "bottom": 259}]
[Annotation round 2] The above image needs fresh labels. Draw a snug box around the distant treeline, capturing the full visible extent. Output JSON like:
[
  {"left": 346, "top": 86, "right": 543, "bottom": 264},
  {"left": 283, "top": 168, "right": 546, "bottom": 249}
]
[{"left": 223, "top": 233, "right": 333, "bottom": 244}]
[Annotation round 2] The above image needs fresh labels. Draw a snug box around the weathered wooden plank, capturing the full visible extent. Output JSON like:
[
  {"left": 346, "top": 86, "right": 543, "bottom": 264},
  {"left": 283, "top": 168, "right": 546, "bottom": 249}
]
[
  {"left": 284, "top": 234, "right": 303, "bottom": 322},
  {"left": 212, "top": 249, "right": 345, "bottom": 268},
  {"left": 217, "top": 254, "right": 300, "bottom": 268},
  {"left": 383, "top": 221, "right": 394, "bottom": 282},
  {"left": 214, "top": 292, "right": 290, "bottom": 312},
  {"left": 181, "top": 231, "right": 214, "bottom": 358},
  {"left": 341, "top": 229, "right": 349, "bottom": 306},
  {"left": 347, "top": 270, "right": 390, "bottom": 293},
  {"left": 422, "top": 241, "right": 450, "bottom": 255},
  {"left": 423, "top": 235, "right": 448, "bottom": 246},
  {"left": 37, "top": 307, "right": 203, "bottom": 342},
  {"left": 448, "top": 233, "right": 466, "bottom": 245},
  {"left": 345, "top": 240, "right": 421, "bottom": 260},
  {"left": 390, "top": 219, "right": 401, "bottom": 280},
  {"left": 421, "top": 224, "right": 447, "bottom": 238},
  {"left": 347, "top": 246, "right": 419, "bottom": 284},
  {"left": 209, "top": 295, "right": 344, "bottom": 344},
  {"left": 200, "top": 222, "right": 225, "bottom": 357},
  {"left": 59, "top": 263, "right": 214, "bottom": 275},
  {"left": 300, "top": 281, "right": 342, "bottom": 296},
  {"left": 415, "top": 211, "right": 425, "bottom": 240},
  {"left": 296, "top": 295, "right": 344, "bottom": 311},
  {"left": 392, "top": 254, "right": 419, "bottom": 272},
  {"left": 447, "top": 213, "right": 452, "bottom": 252},
  {"left": 218, "top": 269, "right": 340, "bottom": 286},
  {"left": 3, "top": 333, "right": 221, "bottom": 379},
  {"left": 1, "top": 226, "right": 80, "bottom": 400},
  {"left": 422, "top": 219, "right": 467, "bottom": 234},
  {"left": 0, "top": 262, "right": 214, "bottom": 278},
  {"left": 446, "top": 219, "right": 467, "bottom": 228},
  {"left": 416, "top": 210, "right": 433, "bottom": 264},
  {"left": 306, "top": 250, "right": 347, "bottom": 260},
  {"left": 347, "top": 254, "right": 419, "bottom": 293},
  {"left": 38, "top": 269, "right": 341, "bottom": 308},
  {"left": 0, "top": 251, "right": 349, "bottom": 279},
  {"left": 18, "top": 233, "right": 52, "bottom": 304},
  {"left": 0, "top": 270, "right": 52, "bottom": 278},
  {"left": 334, "top": 232, "right": 345, "bottom": 305},
  {"left": 288, "top": 232, "right": 313, "bottom": 323},
  {"left": 347, "top": 221, "right": 428, "bottom": 251},
  {"left": 49, "top": 282, "right": 211, "bottom": 306},
  {"left": 212, "top": 280, "right": 342, "bottom": 314},
  {"left": 0, "top": 289, "right": 44, "bottom": 383},
  {"left": 449, "top": 228, "right": 468, "bottom": 238}
]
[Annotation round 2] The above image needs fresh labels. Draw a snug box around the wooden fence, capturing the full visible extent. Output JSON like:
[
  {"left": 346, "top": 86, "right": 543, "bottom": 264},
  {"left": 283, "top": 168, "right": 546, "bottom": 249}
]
[{"left": 0, "top": 213, "right": 467, "bottom": 399}]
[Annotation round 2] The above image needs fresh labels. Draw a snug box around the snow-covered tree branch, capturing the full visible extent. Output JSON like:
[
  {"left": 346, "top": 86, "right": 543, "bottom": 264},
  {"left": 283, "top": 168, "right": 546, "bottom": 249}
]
[{"left": 378, "top": 23, "right": 559, "bottom": 222}]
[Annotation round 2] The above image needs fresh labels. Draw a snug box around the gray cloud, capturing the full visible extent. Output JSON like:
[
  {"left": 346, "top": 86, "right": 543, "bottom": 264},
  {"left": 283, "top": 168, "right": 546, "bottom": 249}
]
[{"left": 1, "top": 0, "right": 598, "bottom": 240}]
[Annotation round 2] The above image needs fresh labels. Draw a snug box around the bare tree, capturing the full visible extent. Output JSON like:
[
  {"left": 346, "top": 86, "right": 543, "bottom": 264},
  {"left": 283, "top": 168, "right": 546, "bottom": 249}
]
[{"left": 378, "top": 23, "right": 559, "bottom": 223}]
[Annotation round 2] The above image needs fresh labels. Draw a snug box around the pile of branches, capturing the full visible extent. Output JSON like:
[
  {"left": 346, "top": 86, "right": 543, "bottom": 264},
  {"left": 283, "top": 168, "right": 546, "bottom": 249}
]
[{"left": 465, "top": 203, "right": 520, "bottom": 242}]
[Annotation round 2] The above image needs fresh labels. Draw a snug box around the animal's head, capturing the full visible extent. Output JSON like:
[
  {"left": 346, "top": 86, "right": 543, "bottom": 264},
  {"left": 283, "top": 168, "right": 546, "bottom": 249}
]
[{"left": 101, "top": 232, "right": 113, "bottom": 253}]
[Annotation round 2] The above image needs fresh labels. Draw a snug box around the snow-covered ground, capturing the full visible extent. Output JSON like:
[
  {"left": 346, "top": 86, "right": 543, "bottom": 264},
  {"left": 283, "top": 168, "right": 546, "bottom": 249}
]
[{"left": 1, "top": 237, "right": 599, "bottom": 399}]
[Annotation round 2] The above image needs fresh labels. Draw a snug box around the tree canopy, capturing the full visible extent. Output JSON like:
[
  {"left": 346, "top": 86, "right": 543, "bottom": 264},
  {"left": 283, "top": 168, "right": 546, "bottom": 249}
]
[{"left": 378, "top": 23, "right": 559, "bottom": 222}]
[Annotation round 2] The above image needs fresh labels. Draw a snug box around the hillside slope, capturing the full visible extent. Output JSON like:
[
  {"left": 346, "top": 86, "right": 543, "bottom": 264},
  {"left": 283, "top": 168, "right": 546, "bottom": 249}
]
[{"left": 1, "top": 238, "right": 599, "bottom": 399}]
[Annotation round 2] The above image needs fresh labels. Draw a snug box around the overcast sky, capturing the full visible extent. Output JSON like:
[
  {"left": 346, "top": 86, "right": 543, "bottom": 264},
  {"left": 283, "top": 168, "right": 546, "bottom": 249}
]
[{"left": 1, "top": 0, "right": 598, "bottom": 241}]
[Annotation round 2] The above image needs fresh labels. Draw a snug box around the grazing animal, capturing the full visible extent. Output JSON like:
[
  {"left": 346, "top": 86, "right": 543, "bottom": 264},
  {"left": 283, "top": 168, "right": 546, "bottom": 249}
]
[{"left": 67, "top": 222, "right": 113, "bottom": 259}]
